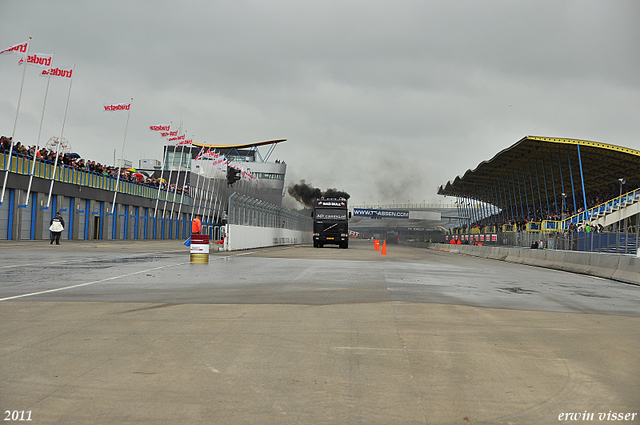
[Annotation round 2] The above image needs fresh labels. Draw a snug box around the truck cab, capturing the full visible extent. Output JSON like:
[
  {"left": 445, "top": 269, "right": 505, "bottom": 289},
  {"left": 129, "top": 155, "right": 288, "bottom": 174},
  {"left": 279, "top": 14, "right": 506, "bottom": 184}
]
[{"left": 312, "top": 198, "right": 350, "bottom": 248}]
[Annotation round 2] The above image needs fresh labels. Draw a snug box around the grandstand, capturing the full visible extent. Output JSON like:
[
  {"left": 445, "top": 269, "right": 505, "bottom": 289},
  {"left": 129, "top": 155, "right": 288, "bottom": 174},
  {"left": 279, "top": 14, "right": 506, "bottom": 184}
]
[
  {"left": 437, "top": 136, "right": 640, "bottom": 254},
  {"left": 0, "top": 137, "right": 288, "bottom": 241}
]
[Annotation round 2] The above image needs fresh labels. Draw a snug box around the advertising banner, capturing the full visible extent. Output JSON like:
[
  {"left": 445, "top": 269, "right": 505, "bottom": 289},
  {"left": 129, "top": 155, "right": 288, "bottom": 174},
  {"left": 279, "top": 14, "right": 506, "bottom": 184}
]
[{"left": 353, "top": 208, "right": 410, "bottom": 219}]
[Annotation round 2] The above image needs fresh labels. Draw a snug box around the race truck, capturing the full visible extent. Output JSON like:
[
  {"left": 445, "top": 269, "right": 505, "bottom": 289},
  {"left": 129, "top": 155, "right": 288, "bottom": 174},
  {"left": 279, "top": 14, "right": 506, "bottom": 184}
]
[{"left": 312, "top": 198, "right": 351, "bottom": 248}]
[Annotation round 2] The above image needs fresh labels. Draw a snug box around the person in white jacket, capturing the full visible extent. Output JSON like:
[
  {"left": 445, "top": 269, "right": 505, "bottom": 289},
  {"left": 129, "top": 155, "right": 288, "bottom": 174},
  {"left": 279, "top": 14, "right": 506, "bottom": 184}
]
[{"left": 49, "top": 212, "right": 65, "bottom": 245}]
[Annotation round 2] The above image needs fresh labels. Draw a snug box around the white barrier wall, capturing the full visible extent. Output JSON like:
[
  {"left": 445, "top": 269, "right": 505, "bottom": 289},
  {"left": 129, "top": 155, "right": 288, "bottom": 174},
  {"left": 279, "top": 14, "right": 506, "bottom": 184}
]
[
  {"left": 425, "top": 243, "right": 640, "bottom": 286},
  {"left": 225, "top": 224, "right": 312, "bottom": 251}
]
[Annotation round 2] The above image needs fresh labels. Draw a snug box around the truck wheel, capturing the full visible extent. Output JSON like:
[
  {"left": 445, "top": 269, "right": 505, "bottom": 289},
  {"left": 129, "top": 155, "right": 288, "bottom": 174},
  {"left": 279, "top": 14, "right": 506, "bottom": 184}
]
[{"left": 340, "top": 241, "right": 348, "bottom": 249}]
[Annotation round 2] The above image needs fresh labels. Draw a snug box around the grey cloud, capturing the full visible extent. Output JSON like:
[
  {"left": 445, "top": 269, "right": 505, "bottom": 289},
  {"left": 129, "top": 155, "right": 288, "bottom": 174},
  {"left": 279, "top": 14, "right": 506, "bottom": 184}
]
[{"left": 1, "top": 0, "right": 638, "bottom": 206}]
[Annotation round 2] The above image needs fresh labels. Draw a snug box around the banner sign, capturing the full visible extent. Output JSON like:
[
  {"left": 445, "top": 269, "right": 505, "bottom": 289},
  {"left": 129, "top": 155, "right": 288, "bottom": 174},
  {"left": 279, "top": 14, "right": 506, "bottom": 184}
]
[
  {"left": 40, "top": 66, "right": 73, "bottom": 79},
  {"left": 18, "top": 52, "right": 52, "bottom": 68},
  {"left": 1, "top": 41, "right": 29, "bottom": 56},
  {"left": 149, "top": 124, "right": 170, "bottom": 132},
  {"left": 353, "top": 208, "right": 410, "bottom": 219},
  {"left": 103, "top": 102, "right": 131, "bottom": 111}
]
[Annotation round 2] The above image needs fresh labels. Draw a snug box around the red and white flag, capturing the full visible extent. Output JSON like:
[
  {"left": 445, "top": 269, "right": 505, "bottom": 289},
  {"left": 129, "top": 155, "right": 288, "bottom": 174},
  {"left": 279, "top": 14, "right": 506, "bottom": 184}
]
[
  {"left": 40, "top": 66, "right": 74, "bottom": 79},
  {"left": 201, "top": 148, "right": 218, "bottom": 159},
  {"left": 194, "top": 146, "right": 206, "bottom": 160},
  {"left": 199, "top": 148, "right": 213, "bottom": 159},
  {"left": 0, "top": 41, "right": 29, "bottom": 56},
  {"left": 149, "top": 124, "right": 170, "bottom": 132},
  {"left": 176, "top": 138, "right": 193, "bottom": 146},
  {"left": 18, "top": 52, "right": 53, "bottom": 68},
  {"left": 211, "top": 156, "right": 228, "bottom": 169},
  {"left": 168, "top": 134, "right": 186, "bottom": 142},
  {"left": 103, "top": 102, "right": 131, "bottom": 112}
]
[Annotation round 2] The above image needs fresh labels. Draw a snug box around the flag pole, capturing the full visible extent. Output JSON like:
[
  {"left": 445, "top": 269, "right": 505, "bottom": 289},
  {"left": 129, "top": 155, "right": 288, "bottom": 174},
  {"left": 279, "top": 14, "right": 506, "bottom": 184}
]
[
  {"left": 169, "top": 135, "right": 189, "bottom": 236},
  {"left": 153, "top": 122, "right": 171, "bottom": 218},
  {"left": 189, "top": 159, "right": 203, "bottom": 222},
  {"left": 45, "top": 64, "right": 75, "bottom": 208},
  {"left": 1, "top": 37, "right": 31, "bottom": 204},
  {"left": 161, "top": 123, "right": 184, "bottom": 229},
  {"left": 176, "top": 135, "right": 192, "bottom": 233},
  {"left": 110, "top": 97, "right": 133, "bottom": 212},
  {"left": 10, "top": 37, "right": 31, "bottom": 139},
  {"left": 24, "top": 54, "right": 56, "bottom": 206}
]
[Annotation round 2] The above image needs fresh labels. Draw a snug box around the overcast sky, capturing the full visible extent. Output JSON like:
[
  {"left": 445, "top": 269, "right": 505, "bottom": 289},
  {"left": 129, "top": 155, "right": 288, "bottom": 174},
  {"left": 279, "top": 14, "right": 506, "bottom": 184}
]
[{"left": 2, "top": 1, "right": 639, "bottom": 207}]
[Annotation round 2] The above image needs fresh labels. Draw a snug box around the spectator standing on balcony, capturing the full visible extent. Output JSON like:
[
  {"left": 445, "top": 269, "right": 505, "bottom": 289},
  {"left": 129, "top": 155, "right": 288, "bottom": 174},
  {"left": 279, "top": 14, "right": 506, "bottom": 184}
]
[{"left": 49, "top": 212, "right": 65, "bottom": 245}]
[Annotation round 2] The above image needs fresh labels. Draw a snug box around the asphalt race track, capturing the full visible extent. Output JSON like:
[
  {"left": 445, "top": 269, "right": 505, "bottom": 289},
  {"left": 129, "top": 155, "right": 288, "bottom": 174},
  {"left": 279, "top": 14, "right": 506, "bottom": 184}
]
[{"left": 1, "top": 239, "right": 638, "bottom": 424}]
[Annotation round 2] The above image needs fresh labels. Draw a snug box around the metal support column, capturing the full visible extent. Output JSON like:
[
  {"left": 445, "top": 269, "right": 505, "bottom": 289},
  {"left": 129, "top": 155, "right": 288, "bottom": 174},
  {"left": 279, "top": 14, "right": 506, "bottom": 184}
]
[
  {"left": 519, "top": 170, "right": 529, "bottom": 220},
  {"left": 504, "top": 177, "right": 513, "bottom": 223},
  {"left": 534, "top": 163, "right": 543, "bottom": 220},
  {"left": 576, "top": 144, "right": 588, "bottom": 213},
  {"left": 512, "top": 173, "right": 520, "bottom": 221},
  {"left": 558, "top": 153, "right": 567, "bottom": 213},
  {"left": 567, "top": 148, "right": 578, "bottom": 216},
  {"left": 549, "top": 156, "right": 558, "bottom": 216},
  {"left": 528, "top": 165, "right": 537, "bottom": 220},
  {"left": 540, "top": 160, "right": 551, "bottom": 218}
]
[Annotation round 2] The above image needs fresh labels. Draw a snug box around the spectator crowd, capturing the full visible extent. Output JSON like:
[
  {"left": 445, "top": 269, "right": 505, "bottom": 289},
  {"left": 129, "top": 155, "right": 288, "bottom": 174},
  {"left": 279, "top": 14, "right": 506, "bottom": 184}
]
[
  {"left": 1, "top": 135, "right": 190, "bottom": 195},
  {"left": 452, "top": 181, "right": 639, "bottom": 234}
]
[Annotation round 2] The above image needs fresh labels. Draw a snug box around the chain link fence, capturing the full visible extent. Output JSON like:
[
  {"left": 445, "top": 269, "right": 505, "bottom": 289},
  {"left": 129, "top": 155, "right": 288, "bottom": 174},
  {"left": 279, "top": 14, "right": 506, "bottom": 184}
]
[
  {"left": 228, "top": 192, "right": 312, "bottom": 232},
  {"left": 499, "top": 230, "right": 638, "bottom": 255}
]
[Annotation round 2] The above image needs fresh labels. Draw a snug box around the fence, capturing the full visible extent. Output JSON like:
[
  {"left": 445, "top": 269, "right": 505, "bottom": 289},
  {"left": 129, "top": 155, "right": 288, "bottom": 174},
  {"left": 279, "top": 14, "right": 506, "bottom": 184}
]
[
  {"left": 500, "top": 230, "right": 638, "bottom": 255},
  {"left": 225, "top": 192, "right": 312, "bottom": 250}
]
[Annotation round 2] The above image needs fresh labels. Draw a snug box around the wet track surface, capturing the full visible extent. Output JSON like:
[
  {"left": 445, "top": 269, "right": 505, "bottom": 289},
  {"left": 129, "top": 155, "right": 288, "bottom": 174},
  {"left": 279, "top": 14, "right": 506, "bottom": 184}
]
[
  {"left": 1, "top": 239, "right": 638, "bottom": 424},
  {"left": 1, "top": 239, "right": 638, "bottom": 315}
]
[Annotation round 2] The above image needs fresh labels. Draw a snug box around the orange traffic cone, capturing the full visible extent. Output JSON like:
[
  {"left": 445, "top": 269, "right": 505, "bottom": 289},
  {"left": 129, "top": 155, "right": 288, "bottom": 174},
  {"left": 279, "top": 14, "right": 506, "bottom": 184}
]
[
  {"left": 381, "top": 240, "right": 387, "bottom": 255},
  {"left": 374, "top": 239, "right": 380, "bottom": 251}
]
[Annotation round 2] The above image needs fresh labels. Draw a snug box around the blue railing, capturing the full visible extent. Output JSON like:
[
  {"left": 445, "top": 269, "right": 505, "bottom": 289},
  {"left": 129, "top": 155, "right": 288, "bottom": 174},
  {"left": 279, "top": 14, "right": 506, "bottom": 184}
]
[{"left": 562, "top": 188, "right": 640, "bottom": 229}]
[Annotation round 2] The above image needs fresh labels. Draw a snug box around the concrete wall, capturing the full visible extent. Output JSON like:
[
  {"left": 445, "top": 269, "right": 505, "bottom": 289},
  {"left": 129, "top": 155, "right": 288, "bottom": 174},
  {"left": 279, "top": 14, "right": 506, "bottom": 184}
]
[
  {"left": 226, "top": 224, "right": 312, "bottom": 251},
  {"left": 422, "top": 243, "right": 640, "bottom": 286}
]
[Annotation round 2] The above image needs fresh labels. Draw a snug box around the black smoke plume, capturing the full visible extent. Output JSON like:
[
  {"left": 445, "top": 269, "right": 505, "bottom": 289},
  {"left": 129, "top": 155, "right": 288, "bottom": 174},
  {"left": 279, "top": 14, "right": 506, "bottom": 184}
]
[{"left": 287, "top": 180, "right": 350, "bottom": 208}]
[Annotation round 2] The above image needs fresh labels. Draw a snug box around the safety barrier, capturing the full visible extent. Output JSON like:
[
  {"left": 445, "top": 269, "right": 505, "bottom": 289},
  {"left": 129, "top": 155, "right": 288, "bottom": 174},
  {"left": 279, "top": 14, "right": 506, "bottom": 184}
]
[
  {"left": 427, "top": 243, "right": 640, "bottom": 286},
  {"left": 542, "top": 220, "right": 560, "bottom": 232},
  {"left": 525, "top": 222, "right": 541, "bottom": 232},
  {"left": 501, "top": 224, "right": 516, "bottom": 232}
]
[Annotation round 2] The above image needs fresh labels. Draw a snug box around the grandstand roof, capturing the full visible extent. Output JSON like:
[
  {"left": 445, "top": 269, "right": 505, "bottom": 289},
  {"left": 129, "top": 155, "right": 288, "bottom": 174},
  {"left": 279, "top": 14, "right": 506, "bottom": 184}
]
[
  {"left": 192, "top": 139, "right": 286, "bottom": 149},
  {"left": 438, "top": 136, "right": 640, "bottom": 208}
]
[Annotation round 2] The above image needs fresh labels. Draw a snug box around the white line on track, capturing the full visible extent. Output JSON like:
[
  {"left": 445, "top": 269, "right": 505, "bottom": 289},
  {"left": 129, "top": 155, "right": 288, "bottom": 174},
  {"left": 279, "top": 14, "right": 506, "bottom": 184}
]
[
  {"left": 0, "top": 262, "right": 188, "bottom": 302},
  {"left": 0, "top": 250, "right": 255, "bottom": 302}
]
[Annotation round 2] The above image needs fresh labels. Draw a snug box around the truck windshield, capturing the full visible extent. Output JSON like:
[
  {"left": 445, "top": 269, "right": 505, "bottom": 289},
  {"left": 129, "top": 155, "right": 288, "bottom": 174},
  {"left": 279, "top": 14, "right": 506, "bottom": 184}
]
[{"left": 315, "top": 208, "right": 347, "bottom": 220}]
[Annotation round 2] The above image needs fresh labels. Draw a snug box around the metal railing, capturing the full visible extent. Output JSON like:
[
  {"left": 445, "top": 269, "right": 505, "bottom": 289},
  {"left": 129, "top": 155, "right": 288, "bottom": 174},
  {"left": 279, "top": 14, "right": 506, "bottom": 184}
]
[
  {"left": 562, "top": 187, "right": 640, "bottom": 229},
  {"left": 228, "top": 192, "right": 312, "bottom": 232},
  {"left": 1, "top": 152, "right": 190, "bottom": 204}
]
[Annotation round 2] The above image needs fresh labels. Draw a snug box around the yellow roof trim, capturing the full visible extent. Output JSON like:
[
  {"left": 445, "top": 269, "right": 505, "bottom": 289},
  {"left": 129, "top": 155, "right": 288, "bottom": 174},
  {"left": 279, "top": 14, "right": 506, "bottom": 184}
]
[
  {"left": 192, "top": 139, "right": 286, "bottom": 149},
  {"left": 527, "top": 136, "right": 640, "bottom": 157}
]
